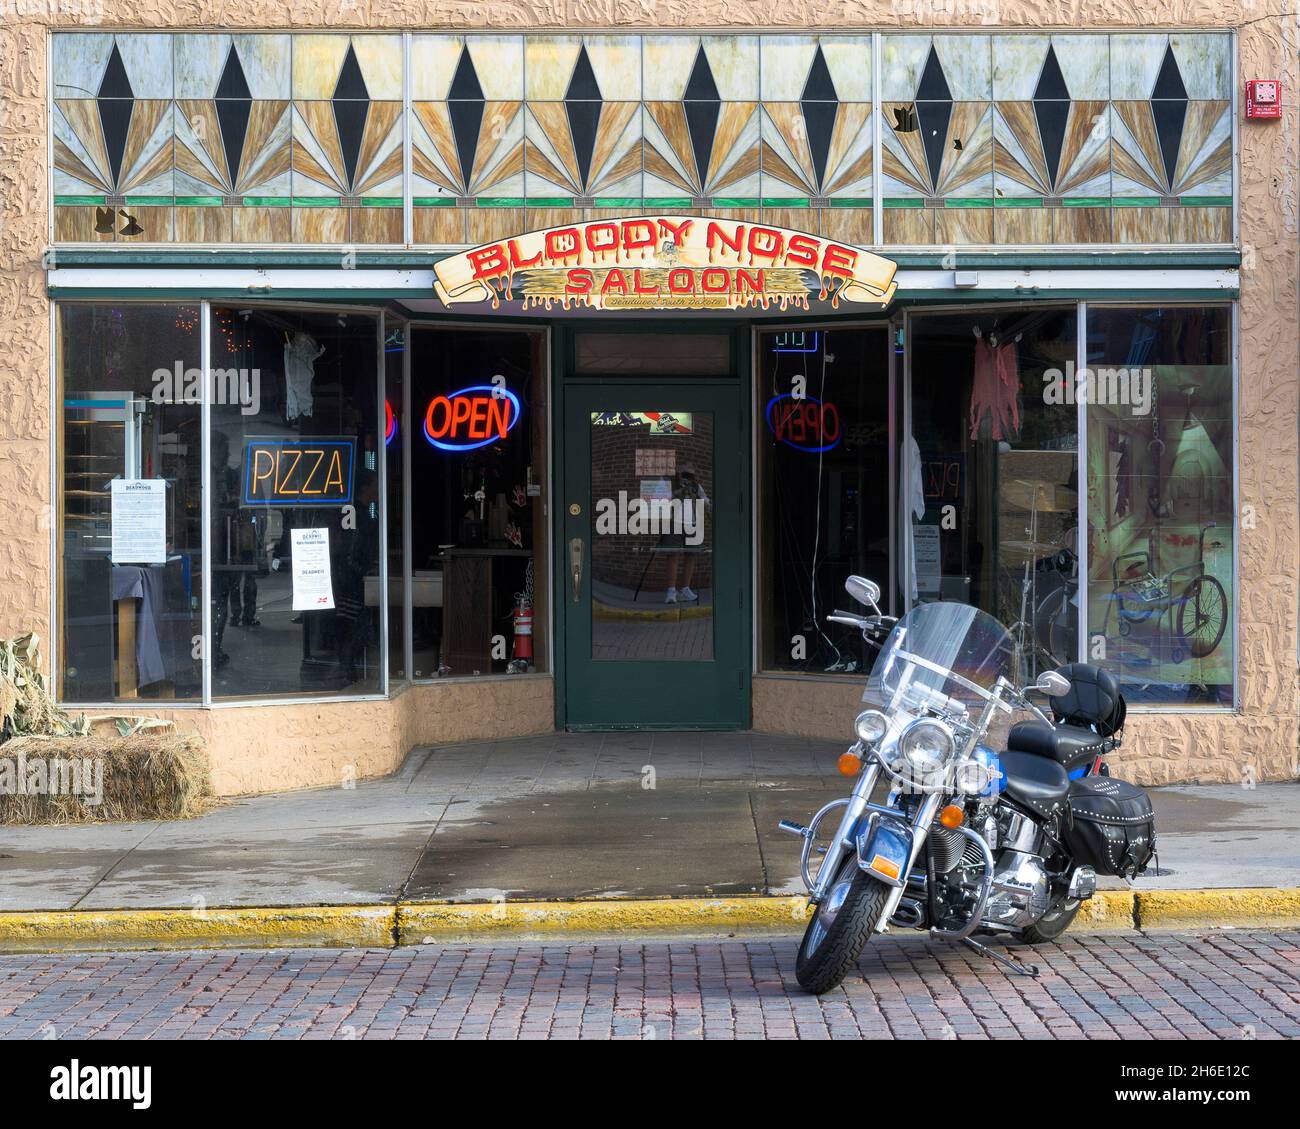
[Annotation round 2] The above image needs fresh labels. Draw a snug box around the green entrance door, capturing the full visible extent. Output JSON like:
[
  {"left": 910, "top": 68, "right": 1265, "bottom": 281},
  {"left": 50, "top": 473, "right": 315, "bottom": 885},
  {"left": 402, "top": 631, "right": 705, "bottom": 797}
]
[{"left": 559, "top": 382, "right": 749, "bottom": 728}]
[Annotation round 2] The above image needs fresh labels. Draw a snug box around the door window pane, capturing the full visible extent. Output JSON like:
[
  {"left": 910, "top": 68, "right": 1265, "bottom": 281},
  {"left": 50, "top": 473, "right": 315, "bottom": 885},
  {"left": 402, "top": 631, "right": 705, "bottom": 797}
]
[
  {"left": 59, "top": 304, "right": 203, "bottom": 702},
  {"left": 210, "top": 307, "right": 382, "bottom": 699},
  {"left": 589, "top": 411, "right": 714, "bottom": 661},
  {"left": 1084, "top": 306, "right": 1234, "bottom": 706},
  {"left": 759, "top": 328, "right": 890, "bottom": 674}
]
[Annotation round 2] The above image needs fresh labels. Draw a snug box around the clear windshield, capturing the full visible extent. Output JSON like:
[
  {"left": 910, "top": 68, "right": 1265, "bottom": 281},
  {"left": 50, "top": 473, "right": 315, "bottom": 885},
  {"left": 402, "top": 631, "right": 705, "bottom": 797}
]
[{"left": 862, "top": 602, "right": 1016, "bottom": 716}]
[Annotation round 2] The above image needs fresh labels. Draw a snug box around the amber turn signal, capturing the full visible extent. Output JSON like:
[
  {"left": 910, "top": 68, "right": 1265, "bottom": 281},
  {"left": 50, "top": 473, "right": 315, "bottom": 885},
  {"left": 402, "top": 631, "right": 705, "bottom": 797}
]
[
  {"left": 837, "top": 751, "right": 863, "bottom": 776},
  {"left": 939, "top": 804, "right": 965, "bottom": 829}
]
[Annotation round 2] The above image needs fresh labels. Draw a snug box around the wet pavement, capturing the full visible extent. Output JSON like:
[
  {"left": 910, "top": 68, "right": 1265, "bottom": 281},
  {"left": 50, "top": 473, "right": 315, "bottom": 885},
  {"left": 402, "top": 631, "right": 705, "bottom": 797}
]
[{"left": 0, "top": 731, "right": 1296, "bottom": 911}]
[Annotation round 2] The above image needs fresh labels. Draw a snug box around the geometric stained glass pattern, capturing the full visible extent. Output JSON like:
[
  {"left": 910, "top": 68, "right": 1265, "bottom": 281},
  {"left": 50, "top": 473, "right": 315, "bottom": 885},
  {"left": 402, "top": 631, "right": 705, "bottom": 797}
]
[{"left": 51, "top": 30, "right": 1235, "bottom": 248}]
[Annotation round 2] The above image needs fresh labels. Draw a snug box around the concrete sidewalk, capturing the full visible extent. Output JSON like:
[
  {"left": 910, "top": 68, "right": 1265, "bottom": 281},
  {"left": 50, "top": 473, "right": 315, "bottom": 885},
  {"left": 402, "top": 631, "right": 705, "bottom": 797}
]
[{"left": 1, "top": 732, "right": 1297, "bottom": 913}]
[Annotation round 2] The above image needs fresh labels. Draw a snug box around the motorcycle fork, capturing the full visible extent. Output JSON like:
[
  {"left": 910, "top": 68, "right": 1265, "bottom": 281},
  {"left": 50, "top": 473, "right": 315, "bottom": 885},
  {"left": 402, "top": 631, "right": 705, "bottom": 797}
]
[{"left": 810, "top": 763, "right": 880, "bottom": 903}]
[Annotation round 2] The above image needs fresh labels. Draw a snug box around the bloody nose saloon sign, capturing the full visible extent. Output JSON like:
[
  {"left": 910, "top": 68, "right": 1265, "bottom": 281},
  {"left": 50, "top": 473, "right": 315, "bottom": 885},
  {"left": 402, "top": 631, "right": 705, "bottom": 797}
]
[{"left": 433, "top": 216, "right": 897, "bottom": 312}]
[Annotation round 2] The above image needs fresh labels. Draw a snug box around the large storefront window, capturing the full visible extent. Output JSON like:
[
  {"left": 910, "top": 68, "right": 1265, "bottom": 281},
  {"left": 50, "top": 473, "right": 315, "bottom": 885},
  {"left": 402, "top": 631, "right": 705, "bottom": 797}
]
[
  {"left": 210, "top": 307, "right": 382, "bottom": 699},
  {"left": 1085, "top": 306, "right": 1234, "bottom": 706},
  {"left": 908, "top": 308, "right": 1080, "bottom": 681},
  {"left": 759, "top": 327, "right": 891, "bottom": 674},
  {"left": 58, "top": 304, "right": 203, "bottom": 702},
  {"left": 408, "top": 328, "right": 547, "bottom": 679}
]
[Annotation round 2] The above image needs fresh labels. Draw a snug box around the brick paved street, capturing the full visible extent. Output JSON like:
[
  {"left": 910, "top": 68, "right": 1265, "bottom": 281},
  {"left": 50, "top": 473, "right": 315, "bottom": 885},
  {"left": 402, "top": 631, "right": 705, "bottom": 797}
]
[{"left": 1, "top": 930, "right": 1296, "bottom": 1040}]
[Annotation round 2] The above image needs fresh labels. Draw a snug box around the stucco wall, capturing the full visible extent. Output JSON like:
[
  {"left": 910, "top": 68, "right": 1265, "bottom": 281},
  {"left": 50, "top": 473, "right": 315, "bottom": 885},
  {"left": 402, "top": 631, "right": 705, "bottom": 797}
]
[{"left": 2, "top": 3, "right": 1296, "bottom": 789}]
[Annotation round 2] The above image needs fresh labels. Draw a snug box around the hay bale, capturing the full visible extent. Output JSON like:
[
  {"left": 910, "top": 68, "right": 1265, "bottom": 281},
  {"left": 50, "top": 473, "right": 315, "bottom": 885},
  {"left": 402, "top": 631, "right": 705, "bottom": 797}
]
[{"left": 0, "top": 732, "right": 215, "bottom": 824}]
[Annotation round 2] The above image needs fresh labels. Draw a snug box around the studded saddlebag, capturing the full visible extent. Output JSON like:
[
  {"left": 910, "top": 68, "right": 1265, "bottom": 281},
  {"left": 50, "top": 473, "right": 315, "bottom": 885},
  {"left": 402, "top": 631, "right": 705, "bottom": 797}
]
[{"left": 1063, "top": 777, "right": 1155, "bottom": 878}]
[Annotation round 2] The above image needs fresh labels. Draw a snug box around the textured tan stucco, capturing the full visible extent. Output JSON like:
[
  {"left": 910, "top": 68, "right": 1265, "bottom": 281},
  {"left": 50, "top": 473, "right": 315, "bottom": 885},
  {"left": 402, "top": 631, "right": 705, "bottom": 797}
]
[{"left": 2, "top": 3, "right": 1296, "bottom": 789}]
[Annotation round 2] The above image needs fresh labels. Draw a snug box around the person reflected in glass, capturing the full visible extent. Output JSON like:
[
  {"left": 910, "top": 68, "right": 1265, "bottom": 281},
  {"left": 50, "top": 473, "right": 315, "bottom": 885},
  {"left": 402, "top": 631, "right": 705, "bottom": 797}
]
[{"left": 663, "top": 462, "right": 708, "bottom": 604}]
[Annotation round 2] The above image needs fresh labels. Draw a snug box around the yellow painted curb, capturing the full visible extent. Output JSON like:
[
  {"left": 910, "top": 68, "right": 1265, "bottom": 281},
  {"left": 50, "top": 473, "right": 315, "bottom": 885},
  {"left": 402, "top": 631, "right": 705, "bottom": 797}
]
[
  {"left": 0, "top": 905, "right": 397, "bottom": 953},
  {"left": 1135, "top": 887, "right": 1300, "bottom": 930},
  {"left": 398, "top": 897, "right": 812, "bottom": 943},
  {"left": 1075, "top": 889, "right": 1137, "bottom": 931}
]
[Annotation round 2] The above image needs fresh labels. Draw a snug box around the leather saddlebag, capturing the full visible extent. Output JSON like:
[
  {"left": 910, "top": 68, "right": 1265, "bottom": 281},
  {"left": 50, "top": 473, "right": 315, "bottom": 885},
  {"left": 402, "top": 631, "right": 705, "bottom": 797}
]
[{"left": 1063, "top": 776, "right": 1155, "bottom": 878}]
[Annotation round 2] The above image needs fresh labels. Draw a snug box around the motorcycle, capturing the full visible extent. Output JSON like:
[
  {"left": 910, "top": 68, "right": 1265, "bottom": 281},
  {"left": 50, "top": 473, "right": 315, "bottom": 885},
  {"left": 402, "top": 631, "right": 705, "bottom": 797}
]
[{"left": 780, "top": 576, "right": 1156, "bottom": 995}]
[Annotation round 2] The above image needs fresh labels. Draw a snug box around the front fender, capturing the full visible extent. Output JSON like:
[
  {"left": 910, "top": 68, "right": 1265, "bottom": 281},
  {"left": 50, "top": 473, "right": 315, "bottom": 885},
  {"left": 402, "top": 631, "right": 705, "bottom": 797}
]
[{"left": 854, "top": 809, "right": 914, "bottom": 887}]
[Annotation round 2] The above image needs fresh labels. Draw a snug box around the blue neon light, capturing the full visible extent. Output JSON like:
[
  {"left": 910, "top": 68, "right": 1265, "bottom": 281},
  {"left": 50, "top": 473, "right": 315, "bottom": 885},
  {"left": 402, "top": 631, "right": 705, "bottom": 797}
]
[
  {"left": 423, "top": 385, "right": 521, "bottom": 452},
  {"left": 765, "top": 392, "right": 841, "bottom": 453}
]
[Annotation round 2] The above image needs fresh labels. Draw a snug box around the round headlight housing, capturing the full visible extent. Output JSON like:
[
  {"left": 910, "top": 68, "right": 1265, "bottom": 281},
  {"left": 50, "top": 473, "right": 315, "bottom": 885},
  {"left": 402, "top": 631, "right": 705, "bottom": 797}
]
[
  {"left": 853, "top": 709, "right": 889, "bottom": 745},
  {"left": 899, "top": 717, "right": 955, "bottom": 779}
]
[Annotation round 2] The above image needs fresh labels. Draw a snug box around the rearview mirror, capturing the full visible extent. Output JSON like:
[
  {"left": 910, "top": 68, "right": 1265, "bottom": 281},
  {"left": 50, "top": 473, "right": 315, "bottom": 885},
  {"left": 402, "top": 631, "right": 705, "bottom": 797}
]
[
  {"left": 1034, "top": 670, "right": 1071, "bottom": 697},
  {"left": 844, "top": 576, "right": 881, "bottom": 608}
]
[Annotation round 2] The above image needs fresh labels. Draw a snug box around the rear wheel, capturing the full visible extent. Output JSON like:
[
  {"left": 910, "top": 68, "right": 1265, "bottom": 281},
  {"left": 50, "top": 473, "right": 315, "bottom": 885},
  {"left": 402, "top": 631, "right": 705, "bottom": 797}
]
[
  {"left": 1019, "top": 893, "right": 1080, "bottom": 944},
  {"left": 1178, "top": 575, "right": 1228, "bottom": 658},
  {"left": 795, "top": 858, "right": 892, "bottom": 994}
]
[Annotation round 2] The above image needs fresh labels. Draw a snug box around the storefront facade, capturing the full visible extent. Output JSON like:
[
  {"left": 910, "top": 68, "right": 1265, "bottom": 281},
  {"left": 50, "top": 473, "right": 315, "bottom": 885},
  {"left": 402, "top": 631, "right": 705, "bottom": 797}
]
[{"left": 3, "top": 7, "right": 1296, "bottom": 793}]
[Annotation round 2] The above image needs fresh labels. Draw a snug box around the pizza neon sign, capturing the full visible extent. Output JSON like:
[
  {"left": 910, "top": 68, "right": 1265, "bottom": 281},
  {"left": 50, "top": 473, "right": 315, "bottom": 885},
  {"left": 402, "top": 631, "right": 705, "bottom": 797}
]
[
  {"left": 423, "top": 385, "right": 521, "bottom": 452},
  {"left": 766, "top": 393, "right": 842, "bottom": 453}
]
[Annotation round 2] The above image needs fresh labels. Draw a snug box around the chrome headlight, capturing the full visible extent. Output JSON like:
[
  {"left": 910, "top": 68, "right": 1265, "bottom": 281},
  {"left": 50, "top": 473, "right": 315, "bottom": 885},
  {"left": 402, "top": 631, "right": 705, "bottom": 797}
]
[
  {"left": 853, "top": 709, "right": 889, "bottom": 745},
  {"left": 899, "top": 717, "right": 955, "bottom": 777}
]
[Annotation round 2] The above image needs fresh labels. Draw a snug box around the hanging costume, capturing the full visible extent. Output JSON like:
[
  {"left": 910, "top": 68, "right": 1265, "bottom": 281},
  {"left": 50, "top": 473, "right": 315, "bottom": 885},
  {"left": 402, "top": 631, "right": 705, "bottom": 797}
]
[
  {"left": 969, "top": 337, "right": 1020, "bottom": 441},
  {"left": 284, "top": 331, "right": 325, "bottom": 420}
]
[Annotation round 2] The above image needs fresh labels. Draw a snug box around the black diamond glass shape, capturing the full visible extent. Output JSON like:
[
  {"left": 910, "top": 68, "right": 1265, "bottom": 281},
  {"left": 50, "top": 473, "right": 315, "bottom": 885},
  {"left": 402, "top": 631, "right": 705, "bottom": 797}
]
[
  {"left": 215, "top": 45, "right": 253, "bottom": 189},
  {"left": 96, "top": 41, "right": 135, "bottom": 190},
  {"left": 448, "top": 46, "right": 485, "bottom": 191},
  {"left": 565, "top": 46, "right": 603, "bottom": 191},
  {"left": 801, "top": 45, "right": 838, "bottom": 191},
  {"left": 683, "top": 47, "right": 721, "bottom": 191},
  {"left": 913, "top": 47, "right": 952, "bottom": 195},
  {"left": 332, "top": 42, "right": 370, "bottom": 191},
  {"left": 1151, "top": 44, "right": 1188, "bottom": 190},
  {"left": 1033, "top": 45, "right": 1071, "bottom": 192}
]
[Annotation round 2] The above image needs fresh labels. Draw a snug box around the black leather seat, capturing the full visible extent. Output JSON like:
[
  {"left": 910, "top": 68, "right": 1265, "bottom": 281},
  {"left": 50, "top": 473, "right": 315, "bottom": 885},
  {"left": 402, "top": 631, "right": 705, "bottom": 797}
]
[
  {"left": 999, "top": 750, "right": 1070, "bottom": 820},
  {"left": 1007, "top": 720, "right": 1106, "bottom": 773}
]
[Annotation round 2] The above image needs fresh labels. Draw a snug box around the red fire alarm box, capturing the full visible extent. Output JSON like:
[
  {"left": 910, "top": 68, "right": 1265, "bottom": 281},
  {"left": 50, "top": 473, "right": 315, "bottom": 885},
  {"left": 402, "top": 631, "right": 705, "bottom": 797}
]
[{"left": 1246, "top": 80, "right": 1281, "bottom": 119}]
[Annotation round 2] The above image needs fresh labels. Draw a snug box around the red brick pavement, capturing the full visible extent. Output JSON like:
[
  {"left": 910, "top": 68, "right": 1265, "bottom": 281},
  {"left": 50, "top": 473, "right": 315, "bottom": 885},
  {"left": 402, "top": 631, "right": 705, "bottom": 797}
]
[{"left": 0, "top": 931, "right": 1296, "bottom": 1040}]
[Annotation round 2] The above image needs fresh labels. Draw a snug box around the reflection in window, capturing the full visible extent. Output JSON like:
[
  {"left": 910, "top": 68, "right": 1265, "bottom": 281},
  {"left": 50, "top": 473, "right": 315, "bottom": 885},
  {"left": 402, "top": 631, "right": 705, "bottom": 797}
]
[
  {"left": 408, "top": 329, "right": 547, "bottom": 679},
  {"left": 1085, "top": 307, "right": 1234, "bottom": 706},
  {"left": 210, "top": 307, "right": 382, "bottom": 699},
  {"left": 59, "top": 304, "right": 203, "bottom": 702},
  {"left": 759, "top": 328, "right": 891, "bottom": 674},
  {"left": 909, "top": 309, "right": 1080, "bottom": 682}
]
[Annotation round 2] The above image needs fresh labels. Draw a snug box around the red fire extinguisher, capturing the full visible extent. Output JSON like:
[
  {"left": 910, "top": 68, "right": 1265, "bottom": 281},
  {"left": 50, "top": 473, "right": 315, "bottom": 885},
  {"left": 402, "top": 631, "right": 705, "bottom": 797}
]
[{"left": 512, "top": 597, "right": 533, "bottom": 666}]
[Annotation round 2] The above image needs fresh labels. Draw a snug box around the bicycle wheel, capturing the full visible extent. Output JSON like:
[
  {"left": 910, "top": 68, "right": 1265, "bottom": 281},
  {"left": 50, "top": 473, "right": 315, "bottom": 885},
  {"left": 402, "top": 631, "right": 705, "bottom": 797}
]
[{"left": 1177, "top": 575, "right": 1228, "bottom": 658}]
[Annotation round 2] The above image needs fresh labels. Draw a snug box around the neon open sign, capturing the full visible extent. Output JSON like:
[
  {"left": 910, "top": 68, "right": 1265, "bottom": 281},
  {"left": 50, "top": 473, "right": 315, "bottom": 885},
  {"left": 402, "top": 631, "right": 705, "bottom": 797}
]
[
  {"left": 766, "top": 393, "right": 841, "bottom": 453},
  {"left": 423, "top": 385, "right": 522, "bottom": 452}
]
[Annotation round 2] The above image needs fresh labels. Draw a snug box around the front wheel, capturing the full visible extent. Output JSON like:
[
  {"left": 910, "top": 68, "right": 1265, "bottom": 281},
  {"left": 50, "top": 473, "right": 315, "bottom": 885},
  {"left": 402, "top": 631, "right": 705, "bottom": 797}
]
[{"left": 795, "top": 858, "right": 892, "bottom": 994}]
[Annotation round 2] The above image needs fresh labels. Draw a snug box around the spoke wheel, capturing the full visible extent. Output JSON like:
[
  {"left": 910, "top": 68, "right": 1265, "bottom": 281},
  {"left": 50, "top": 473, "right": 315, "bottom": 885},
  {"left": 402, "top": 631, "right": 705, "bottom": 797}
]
[
  {"left": 795, "top": 858, "right": 892, "bottom": 995},
  {"left": 1177, "top": 575, "right": 1227, "bottom": 658}
]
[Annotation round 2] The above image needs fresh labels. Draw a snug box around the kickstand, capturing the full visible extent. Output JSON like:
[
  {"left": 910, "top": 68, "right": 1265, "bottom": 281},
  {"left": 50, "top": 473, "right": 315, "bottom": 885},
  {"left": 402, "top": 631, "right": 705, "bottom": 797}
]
[{"left": 961, "top": 935, "right": 1040, "bottom": 977}]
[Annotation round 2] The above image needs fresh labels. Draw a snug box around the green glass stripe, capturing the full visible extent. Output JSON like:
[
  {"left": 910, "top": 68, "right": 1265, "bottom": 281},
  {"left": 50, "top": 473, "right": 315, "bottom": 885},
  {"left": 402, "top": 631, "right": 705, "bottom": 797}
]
[
  {"left": 642, "top": 198, "right": 692, "bottom": 207},
  {"left": 943, "top": 198, "right": 993, "bottom": 208},
  {"left": 123, "top": 196, "right": 172, "bottom": 206},
  {"left": 994, "top": 198, "right": 1043, "bottom": 208},
  {"left": 478, "top": 197, "right": 525, "bottom": 207},
  {"left": 591, "top": 197, "right": 643, "bottom": 207},
  {"left": 760, "top": 197, "right": 810, "bottom": 207},
  {"left": 360, "top": 197, "right": 402, "bottom": 207},
  {"left": 413, "top": 197, "right": 455, "bottom": 207},
  {"left": 883, "top": 198, "right": 925, "bottom": 209},
  {"left": 174, "top": 196, "right": 225, "bottom": 206},
  {"left": 1112, "top": 197, "right": 1162, "bottom": 207},
  {"left": 1060, "top": 197, "right": 1110, "bottom": 207},
  {"left": 709, "top": 197, "right": 760, "bottom": 207},
  {"left": 1179, "top": 196, "right": 1232, "bottom": 207},
  {"left": 829, "top": 199, "right": 872, "bottom": 208},
  {"left": 55, "top": 195, "right": 106, "bottom": 205},
  {"left": 237, "top": 197, "right": 290, "bottom": 207},
  {"left": 291, "top": 197, "right": 340, "bottom": 207}
]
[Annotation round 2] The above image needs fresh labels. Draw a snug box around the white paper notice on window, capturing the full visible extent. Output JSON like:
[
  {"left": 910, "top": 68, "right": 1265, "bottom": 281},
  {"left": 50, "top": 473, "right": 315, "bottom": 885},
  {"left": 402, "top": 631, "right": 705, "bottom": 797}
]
[
  {"left": 110, "top": 479, "right": 167, "bottom": 565},
  {"left": 290, "top": 527, "right": 334, "bottom": 611}
]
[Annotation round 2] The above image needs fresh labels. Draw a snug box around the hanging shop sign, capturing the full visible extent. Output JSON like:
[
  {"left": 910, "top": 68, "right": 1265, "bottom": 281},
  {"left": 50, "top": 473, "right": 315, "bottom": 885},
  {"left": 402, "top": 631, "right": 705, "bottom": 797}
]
[
  {"left": 433, "top": 216, "right": 897, "bottom": 312},
  {"left": 766, "top": 393, "right": 842, "bottom": 453},
  {"left": 241, "top": 438, "right": 355, "bottom": 506},
  {"left": 423, "top": 385, "right": 522, "bottom": 452}
]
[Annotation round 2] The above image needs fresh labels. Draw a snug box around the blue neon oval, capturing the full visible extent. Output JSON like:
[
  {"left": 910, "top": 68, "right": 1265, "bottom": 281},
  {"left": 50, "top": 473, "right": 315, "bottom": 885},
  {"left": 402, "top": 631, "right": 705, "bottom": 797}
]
[
  {"left": 423, "top": 385, "right": 521, "bottom": 452},
  {"left": 765, "top": 393, "right": 841, "bottom": 453}
]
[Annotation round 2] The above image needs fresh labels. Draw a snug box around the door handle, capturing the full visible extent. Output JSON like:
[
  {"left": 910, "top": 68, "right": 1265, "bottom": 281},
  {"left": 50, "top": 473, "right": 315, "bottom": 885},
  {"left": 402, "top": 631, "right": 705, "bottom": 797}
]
[{"left": 569, "top": 537, "right": 583, "bottom": 603}]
